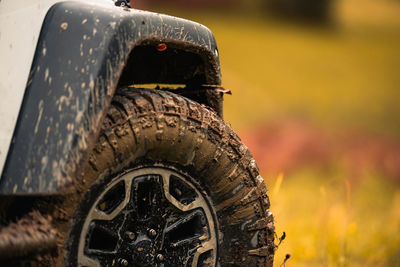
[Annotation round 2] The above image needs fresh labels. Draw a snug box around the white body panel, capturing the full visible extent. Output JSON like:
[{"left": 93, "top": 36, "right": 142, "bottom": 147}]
[{"left": 0, "top": 0, "right": 114, "bottom": 175}]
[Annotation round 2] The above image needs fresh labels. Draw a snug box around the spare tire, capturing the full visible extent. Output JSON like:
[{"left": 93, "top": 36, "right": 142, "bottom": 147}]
[{"left": 61, "top": 88, "right": 275, "bottom": 266}]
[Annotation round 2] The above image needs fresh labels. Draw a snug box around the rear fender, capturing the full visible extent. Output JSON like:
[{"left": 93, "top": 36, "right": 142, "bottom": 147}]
[{"left": 0, "top": 2, "right": 221, "bottom": 194}]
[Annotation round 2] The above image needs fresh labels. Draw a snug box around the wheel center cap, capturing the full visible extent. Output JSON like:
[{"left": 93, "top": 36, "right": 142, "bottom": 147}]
[{"left": 132, "top": 239, "right": 153, "bottom": 265}]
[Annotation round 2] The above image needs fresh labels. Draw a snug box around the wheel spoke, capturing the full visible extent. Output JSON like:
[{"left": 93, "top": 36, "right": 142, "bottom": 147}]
[
  {"left": 91, "top": 179, "right": 132, "bottom": 221},
  {"left": 79, "top": 255, "right": 101, "bottom": 267},
  {"left": 160, "top": 172, "right": 204, "bottom": 212},
  {"left": 82, "top": 230, "right": 120, "bottom": 267},
  {"left": 191, "top": 243, "right": 214, "bottom": 267},
  {"left": 164, "top": 209, "right": 207, "bottom": 247},
  {"left": 169, "top": 174, "right": 198, "bottom": 205},
  {"left": 81, "top": 253, "right": 119, "bottom": 267},
  {"left": 85, "top": 222, "right": 120, "bottom": 253}
]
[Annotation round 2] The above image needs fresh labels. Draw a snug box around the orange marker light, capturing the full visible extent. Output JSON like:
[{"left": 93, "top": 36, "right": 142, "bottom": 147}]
[{"left": 157, "top": 43, "right": 167, "bottom": 52}]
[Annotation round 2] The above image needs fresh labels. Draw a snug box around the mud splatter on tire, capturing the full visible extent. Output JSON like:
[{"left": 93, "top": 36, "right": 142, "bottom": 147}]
[{"left": 60, "top": 88, "right": 275, "bottom": 266}]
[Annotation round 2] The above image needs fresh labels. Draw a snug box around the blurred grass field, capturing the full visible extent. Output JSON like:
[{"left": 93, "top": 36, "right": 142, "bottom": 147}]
[
  {"left": 192, "top": 0, "right": 400, "bottom": 138},
  {"left": 269, "top": 169, "right": 400, "bottom": 266},
  {"left": 151, "top": 0, "right": 400, "bottom": 265}
]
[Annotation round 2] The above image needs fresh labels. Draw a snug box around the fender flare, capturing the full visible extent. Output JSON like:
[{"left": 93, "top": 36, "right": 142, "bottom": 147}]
[{"left": 0, "top": 1, "right": 221, "bottom": 194}]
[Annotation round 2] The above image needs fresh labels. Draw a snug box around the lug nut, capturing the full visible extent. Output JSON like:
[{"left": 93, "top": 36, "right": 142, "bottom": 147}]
[
  {"left": 156, "top": 254, "right": 164, "bottom": 262},
  {"left": 126, "top": 231, "right": 135, "bottom": 240},
  {"left": 118, "top": 258, "right": 129, "bottom": 266},
  {"left": 148, "top": 229, "right": 157, "bottom": 238}
]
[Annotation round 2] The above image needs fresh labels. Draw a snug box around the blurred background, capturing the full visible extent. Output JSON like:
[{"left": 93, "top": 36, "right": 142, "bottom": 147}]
[{"left": 135, "top": 0, "right": 400, "bottom": 265}]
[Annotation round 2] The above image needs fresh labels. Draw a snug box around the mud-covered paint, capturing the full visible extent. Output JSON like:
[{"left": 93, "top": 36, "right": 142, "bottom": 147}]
[
  {"left": 0, "top": 2, "right": 221, "bottom": 194},
  {"left": 0, "top": 0, "right": 114, "bottom": 184}
]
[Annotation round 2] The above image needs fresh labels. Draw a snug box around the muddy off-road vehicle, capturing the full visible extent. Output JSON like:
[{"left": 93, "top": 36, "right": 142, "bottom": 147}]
[{"left": 0, "top": 0, "right": 275, "bottom": 266}]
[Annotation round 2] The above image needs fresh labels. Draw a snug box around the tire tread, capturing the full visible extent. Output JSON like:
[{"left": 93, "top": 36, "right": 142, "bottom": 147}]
[{"left": 84, "top": 88, "right": 275, "bottom": 266}]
